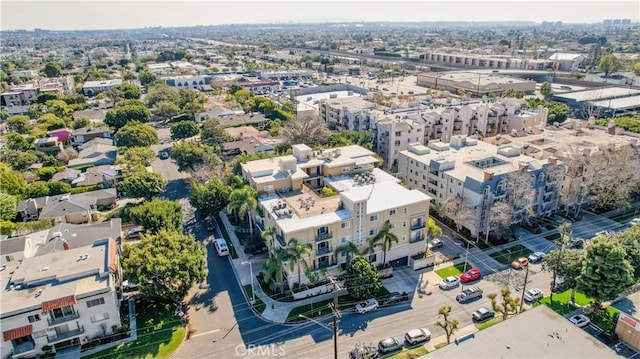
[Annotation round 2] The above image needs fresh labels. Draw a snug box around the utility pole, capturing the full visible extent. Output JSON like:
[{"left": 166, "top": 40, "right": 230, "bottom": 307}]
[
  {"left": 329, "top": 276, "right": 341, "bottom": 359},
  {"left": 519, "top": 265, "right": 530, "bottom": 313}
]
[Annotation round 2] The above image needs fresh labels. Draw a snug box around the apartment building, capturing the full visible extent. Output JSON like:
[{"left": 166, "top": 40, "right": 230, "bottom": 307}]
[
  {"left": 1, "top": 222, "right": 122, "bottom": 358},
  {"left": 242, "top": 81, "right": 281, "bottom": 95},
  {"left": 163, "top": 75, "right": 212, "bottom": 90},
  {"left": 548, "top": 53, "right": 585, "bottom": 72},
  {"left": 257, "top": 70, "right": 314, "bottom": 81},
  {"left": 423, "top": 52, "right": 552, "bottom": 70},
  {"left": 398, "top": 136, "right": 563, "bottom": 240},
  {"left": 83, "top": 79, "right": 123, "bottom": 97},
  {"left": 319, "top": 96, "right": 377, "bottom": 131},
  {"left": 242, "top": 144, "right": 432, "bottom": 284},
  {"left": 417, "top": 72, "right": 536, "bottom": 97}
]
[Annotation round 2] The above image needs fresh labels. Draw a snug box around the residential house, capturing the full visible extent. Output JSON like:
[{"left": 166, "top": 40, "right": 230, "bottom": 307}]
[
  {"left": 82, "top": 79, "right": 122, "bottom": 97},
  {"left": 222, "top": 136, "right": 277, "bottom": 157},
  {"left": 68, "top": 138, "right": 117, "bottom": 168},
  {"left": 398, "top": 137, "right": 563, "bottom": 241},
  {"left": 242, "top": 144, "right": 432, "bottom": 285},
  {"left": 34, "top": 137, "right": 63, "bottom": 154},
  {"left": 69, "top": 127, "right": 111, "bottom": 147},
  {"left": 47, "top": 128, "right": 72, "bottom": 144},
  {"left": 548, "top": 53, "right": 585, "bottom": 72},
  {"left": 17, "top": 189, "right": 117, "bottom": 224}
]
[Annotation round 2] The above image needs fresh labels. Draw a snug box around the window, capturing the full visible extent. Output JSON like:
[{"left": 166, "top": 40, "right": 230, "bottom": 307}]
[
  {"left": 341, "top": 236, "right": 350, "bottom": 243},
  {"left": 342, "top": 167, "right": 350, "bottom": 173},
  {"left": 369, "top": 215, "right": 379, "bottom": 222},
  {"left": 90, "top": 313, "right": 109, "bottom": 323},
  {"left": 28, "top": 314, "right": 40, "bottom": 323},
  {"left": 87, "top": 298, "right": 105, "bottom": 308},
  {"left": 263, "top": 185, "right": 274, "bottom": 192},
  {"left": 403, "top": 207, "right": 408, "bottom": 214},
  {"left": 51, "top": 306, "right": 74, "bottom": 319},
  {"left": 389, "top": 209, "right": 396, "bottom": 216},
  {"left": 369, "top": 229, "right": 378, "bottom": 236},
  {"left": 402, "top": 221, "right": 407, "bottom": 228},
  {"left": 395, "top": 131, "right": 401, "bottom": 137},
  {"left": 33, "top": 330, "right": 47, "bottom": 338},
  {"left": 341, "top": 221, "right": 350, "bottom": 229},
  {"left": 5, "top": 255, "right": 14, "bottom": 262},
  {"left": 402, "top": 235, "right": 406, "bottom": 241}
]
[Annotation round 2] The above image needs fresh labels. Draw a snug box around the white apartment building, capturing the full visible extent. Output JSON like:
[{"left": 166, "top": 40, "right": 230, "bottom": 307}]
[
  {"left": 398, "top": 137, "right": 563, "bottom": 240},
  {"left": 1, "top": 238, "right": 121, "bottom": 358},
  {"left": 258, "top": 70, "right": 314, "bottom": 81},
  {"left": 423, "top": 51, "right": 551, "bottom": 70},
  {"left": 83, "top": 79, "right": 123, "bottom": 97},
  {"left": 242, "top": 144, "right": 432, "bottom": 284},
  {"left": 163, "top": 75, "right": 211, "bottom": 89}
]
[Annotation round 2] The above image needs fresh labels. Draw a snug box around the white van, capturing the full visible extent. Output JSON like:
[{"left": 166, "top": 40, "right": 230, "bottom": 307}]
[{"left": 214, "top": 238, "right": 229, "bottom": 257}]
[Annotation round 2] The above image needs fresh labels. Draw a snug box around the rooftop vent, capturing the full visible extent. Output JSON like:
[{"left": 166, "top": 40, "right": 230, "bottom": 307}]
[{"left": 35, "top": 289, "right": 43, "bottom": 298}]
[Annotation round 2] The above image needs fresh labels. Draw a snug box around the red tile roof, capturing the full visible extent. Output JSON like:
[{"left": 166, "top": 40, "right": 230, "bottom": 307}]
[
  {"left": 42, "top": 295, "right": 76, "bottom": 312},
  {"left": 108, "top": 237, "right": 118, "bottom": 273},
  {"left": 3, "top": 325, "right": 33, "bottom": 341}
]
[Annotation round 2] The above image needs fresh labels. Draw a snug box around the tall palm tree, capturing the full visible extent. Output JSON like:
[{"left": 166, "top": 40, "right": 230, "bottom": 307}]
[
  {"left": 261, "top": 227, "right": 276, "bottom": 257},
  {"left": 369, "top": 220, "right": 399, "bottom": 266},
  {"left": 261, "top": 249, "right": 288, "bottom": 293},
  {"left": 335, "top": 241, "right": 359, "bottom": 267},
  {"left": 286, "top": 238, "right": 312, "bottom": 286},
  {"left": 425, "top": 217, "right": 443, "bottom": 255},
  {"left": 226, "top": 185, "right": 258, "bottom": 234}
]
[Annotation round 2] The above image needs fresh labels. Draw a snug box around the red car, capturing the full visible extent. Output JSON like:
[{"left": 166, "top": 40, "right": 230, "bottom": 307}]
[{"left": 460, "top": 268, "right": 482, "bottom": 283}]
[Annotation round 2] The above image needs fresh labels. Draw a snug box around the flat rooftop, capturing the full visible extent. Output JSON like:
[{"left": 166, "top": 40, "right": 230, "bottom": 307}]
[
  {"left": 425, "top": 305, "right": 620, "bottom": 359},
  {"left": 421, "top": 71, "right": 533, "bottom": 86},
  {"left": 554, "top": 87, "right": 640, "bottom": 103},
  {"left": 590, "top": 94, "right": 640, "bottom": 110},
  {"left": 296, "top": 91, "right": 364, "bottom": 111}
]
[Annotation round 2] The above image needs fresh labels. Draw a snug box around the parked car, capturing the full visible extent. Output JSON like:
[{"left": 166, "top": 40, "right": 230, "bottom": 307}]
[
  {"left": 629, "top": 218, "right": 640, "bottom": 227},
  {"left": 472, "top": 307, "right": 495, "bottom": 321},
  {"left": 568, "top": 238, "right": 586, "bottom": 249},
  {"left": 404, "top": 328, "right": 431, "bottom": 345},
  {"left": 528, "top": 252, "right": 545, "bottom": 264},
  {"left": 126, "top": 226, "right": 146, "bottom": 240},
  {"left": 380, "top": 292, "right": 409, "bottom": 307},
  {"left": 460, "top": 268, "right": 481, "bottom": 283},
  {"left": 159, "top": 151, "right": 169, "bottom": 159},
  {"left": 355, "top": 299, "right": 379, "bottom": 314},
  {"left": 456, "top": 287, "right": 483, "bottom": 303},
  {"left": 511, "top": 257, "right": 529, "bottom": 269},
  {"left": 523, "top": 288, "right": 544, "bottom": 302},
  {"left": 205, "top": 219, "right": 216, "bottom": 232},
  {"left": 378, "top": 337, "right": 403, "bottom": 354},
  {"left": 349, "top": 344, "right": 379, "bottom": 359},
  {"left": 439, "top": 276, "right": 460, "bottom": 290},
  {"left": 428, "top": 238, "right": 443, "bottom": 250},
  {"left": 569, "top": 314, "right": 590, "bottom": 328}
]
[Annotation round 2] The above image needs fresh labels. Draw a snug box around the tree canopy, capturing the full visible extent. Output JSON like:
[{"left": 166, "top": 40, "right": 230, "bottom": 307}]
[
  {"left": 6, "top": 115, "right": 32, "bottom": 134},
  {"left": 0, "top": 193, "right": 18, "bottom": 221},
  {"left": 170, "top": 141, "right": 221, "bottom": 172},
  {"left": 115, "top": 122, "right": 158, "bottom": 148},
  {"left": 200, "top": 118, "right": 228, "bottom": 148},
  {"left": 130, "top": 199, "right": 183, "bottom": 233},
  {"left": 122, "top": 229, "right": 205, "bottom": 303},
  {"left": 43, "top": 62, "right": 63, "bottom": 78},
  {"left": 120, "top": 171, "right": 167, "bottom": 200},
  {"left": 105, "top": 104, "right": 152, "bottom": 130},
  {"left": 525, "top": 98, "right": 569, "bottom": 124},
  {"left": 170, "top": 120, "right": 200, "bottom": 140},
  {"left": 598, "top": 54, "right": 622, "bottom": 76},
  {"left": 188, "top": 179, "right": 231, "bottom": 219},
  {"left": 343, "top": 255, "right": 382, "bottom": 300}
]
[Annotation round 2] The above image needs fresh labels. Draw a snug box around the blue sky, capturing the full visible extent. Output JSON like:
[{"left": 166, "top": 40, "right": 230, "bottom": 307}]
[{"left": 2, "top": 1, "right": 639, "bottom": 31}]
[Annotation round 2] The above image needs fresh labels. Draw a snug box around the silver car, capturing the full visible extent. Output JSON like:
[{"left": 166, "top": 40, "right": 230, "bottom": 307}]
[
  {"left": 404, "top": 328, "right": 431, "bottom": 345},
  {"left": 523, "top": 288, "right": 544, "bottom": 302},
  {"left": 439, "top": 276, "right": 460, "bottom": 290},
  {"left": 355, "top": 299, "right": 379, "bottom": 314}
]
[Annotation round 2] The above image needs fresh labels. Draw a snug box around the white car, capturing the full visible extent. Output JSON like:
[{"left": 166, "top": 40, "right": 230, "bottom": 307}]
[
  {"left": 439, "top": 276, "right": 460, "bottom": 290},
  {"left": 355, "top": 299, "right": 379, "bottom": 314},
  {"left": 404, "top": 328, "right": 431, "bottom": 345},
  {"left": 523, "top": 288, "right": 544, "bottom": 302},
  {"left": 568, "top": 314, "right": 590, "bottom": 328},
  {"left": 428, "top": 238, "right": 443, "bottom": 250}
]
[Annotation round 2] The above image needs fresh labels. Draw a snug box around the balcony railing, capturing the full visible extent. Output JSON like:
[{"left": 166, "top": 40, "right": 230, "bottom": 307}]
[
  {"left": 410, "top": 236, "right": 424, "bottom": 244},
  {"left": 316, "top": 245, "right": 333, "bottom": 256},
  {"left": 275, "top": 233, "right": 286, "bottom": 247},
  {"left": 316, "top": 261, "right": 338, "bottom": 269},
  {"left": 47, "top": 325, "right": 85, "bottom": 343},
  {"left": 47, "top": 312, "right": 80, "bottom": 326},
  {"left": 315, "top": 232, "right": 333, "bottom": 241},
  {"left": 411, "top": 221, "right": 426, "bottom": 230},
  {"left": 12, "top": 341, "right": 36, "bottom": 356}
]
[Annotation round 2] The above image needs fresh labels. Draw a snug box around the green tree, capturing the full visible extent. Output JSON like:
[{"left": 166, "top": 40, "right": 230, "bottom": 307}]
[
  {"left": 129, "top": 199, "right": 183, "bottom": 233},
  {"left": 200, "top": 118, "right": 228, "bottom": 148},
  {"left": 525, "top": 98, "right": 569, "bottom": 124},
  {"left": 188, "top": 179, "right": 231, "bottom": 219},
  {"left": 105, "top": 104, "right": 152, "bottom": 130},
  {"left": 435, "top": 306, "right": 459, "bottom": 344},
  {"left": 344, "top": 255, "right": 383, "bottom": 300},
  {"left": 37, "top": 93, "right": 58, "bottom": 104},
  {"left": 487, "top": 288, "right": 520, "bottom": 320},
  {"left": 122, "top": 229, "right": 205, "bottom": 303},
  {"left": 71, "top": 117, "right": 91, "bottom": 130},
  {"left": 286, "top": 238, "right": 312, "bottom": 286},
  {"left": 503, "top": 88, "right": 525, "bottom": 99},
  {"left": 170, "top": 120, "right": 200, "bottom": 140},
  {"left": 120, "top": 171, "right": 166, "bottom": 200},
  {"left": 0, "top": 193, "right": 18, "bottom": 221},
  {"left": 153, "top": 101, "right": 181, "bottom": 121},
  {"left": 116, "top": 146, "right": 156, "bottom": 171},
  {"left": 615, "top": 225, "right": 640, "bottom": 279},
  {"left": 3, "top": 133, "right": 32, "bottom": 152},
  {"left": 542, "top": 247, "right": 584, "bottom": 303},
  {"left": 145, "top": 83, "right": 179, "bottom": 107},
  {"left": 24, "top": 181, "right": 50, "bottom": 198},
  {"left": 577, "top": 237, "right": 633, "bottom": 308},
  {"left": 47, "top": 181, "right": 72, "bottom": 195},
  {"left": 111, "top": 82, "right": 142, "bottom": 100},
  {"left": 261, "top": 227, "right": 277, "bottom": 256},
  {"left": 540, "top": 82, "right": 552, "bottom": 97},
  {"left": 425, "top": 217, "right": 442, "bottom": 255},
  {"left": 115, "top": 122, "right": 158, "bottom": 147},
  {"left": 631, "top": 62, "right": 640, "bottom": 76},
  {"left": 226, "top": 185, "right": 258, "bottom": 233},
  {"left": 43, "top": 62, "right": 63, "bottom": 78},
  {"left": 283, "top": 116, "right": 329, "bottom": 147},
  {"left": 0, "top": 220, "right": 16, "bottom": 236},
  {"left": 261, "top": 248, "right": 288, "bottom": 293},
  {"left": 170, "top": 141, "right": 220, "bottom": 172},
  {"left": 138, "top": 69, "right": 158, "bottom": 86},
  {"left": 598, "top": 54, "right": 623, "bottom": 77},
  {"left": 369, "top": 220, "right": 399, "bottom": 266},
  {"left": 0, "top": 168, "right": 27, "bottom": 196},
  {"left": 37, "top": 113, "right": 66, "bottom": 131},
  {"left": 6, "top": 115, "right": 32, "bottom": 134},
  {"left": 335, "top": 241, "right": 359, "bottom": 267}
]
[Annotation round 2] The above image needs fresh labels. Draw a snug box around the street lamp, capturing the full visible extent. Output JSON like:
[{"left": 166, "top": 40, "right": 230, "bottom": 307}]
[{"left": 241, "top": 261, "right": 255, "bottom": 304}]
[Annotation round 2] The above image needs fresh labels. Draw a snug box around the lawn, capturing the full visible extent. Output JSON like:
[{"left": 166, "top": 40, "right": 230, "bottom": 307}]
[
  {"left": 474, "top": 316, "right": 502, "bottom": 330},
  {"left": 87, "top": 300, "right": 185, "bottom": 359},
  {"left": 213, "top": 213, "right": 238, "bottom": 259},
  {"left": 489, "top": 244, "right": 533, "bottom": 265},
  {"left": 387, "top": 346, "right": 428, "bottom": 358},
  {"left": 435, "top": 262, "right": 470, "bottom": 278},
  {"left": 286, "top": 287, "right": 390, "bottom": 323},
  {"left": 244, "top": 284, "right": 266, "bottom": 314},
  {"left": 434, "top": 342, "right": 448, "bottom": 349},
  {"left": 536, "top": 289, "right": 620, "bottom": 332}
]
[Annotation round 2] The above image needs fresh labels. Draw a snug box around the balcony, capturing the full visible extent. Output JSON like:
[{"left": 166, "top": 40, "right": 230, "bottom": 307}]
[
  {"left": 47, "top": 312, "right": 80, "bottom": 326},
  {"left": 316, "top": 245, "right": 333, "bottom": 256},
  {"left": 316, "top": 260, "right": 338, "bottom": 269},
  {"left": 47, "top": 325, "right": 85, "bottom": 343},
  {"left": 315, "top": 232, "right": 333, "bottom": 242},
  {"left": 275, "top": 233, "right": 286, "bottom": 247},
  {"left": 411, "top": 221, "right": 426, "bottom": 230},
  {"left": 410, "top": 235, "right": 424, "bottom": 244},
  {"left": 12, "top": 341, "right": 36, "bottom": 356}
]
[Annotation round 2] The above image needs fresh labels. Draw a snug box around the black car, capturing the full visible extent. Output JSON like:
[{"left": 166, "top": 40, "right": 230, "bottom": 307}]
[{"left": 379, "top": 292, "right": 409, "bottom": 307}]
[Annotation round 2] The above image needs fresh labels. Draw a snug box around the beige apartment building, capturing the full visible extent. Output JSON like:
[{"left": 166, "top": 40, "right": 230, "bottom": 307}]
[
  {"left": 398, "top": 136, "right": 563, "bottom": 240},
  {"left": 242, "top": 144, "right": 432, "bottom": 284}
]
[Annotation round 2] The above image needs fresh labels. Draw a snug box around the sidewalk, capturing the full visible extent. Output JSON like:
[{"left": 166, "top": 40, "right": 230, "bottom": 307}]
[{"left": 423, "top": 323, "right": 478, "bottom": 352}]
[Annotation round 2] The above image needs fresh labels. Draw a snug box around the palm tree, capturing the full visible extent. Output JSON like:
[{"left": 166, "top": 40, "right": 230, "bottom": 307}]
[
  {"left": 261, "top": 249, "right": 288, "bottom": 293},
  {"left": 261, "top": 227, "right": 276, "bottom": 257},
  {"left": 369, "top": 220, "right": 399, "bottom": 266},
  {"left": 335, "top": 241, "right": 359, "bottom": 267},
  {"left": 286, "top": 238, "right": 312, "bottom": 286},
  {"left": 425, "top": 217, "right": 443, "bottom": 255},
  {"left": 226, "top": 185, "right": 258, "bottom": 234}
]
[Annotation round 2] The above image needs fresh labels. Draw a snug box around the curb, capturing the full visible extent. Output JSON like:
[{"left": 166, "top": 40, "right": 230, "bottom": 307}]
[{"left": 166, "top": 321, "right": 190, "bottom": 359}]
